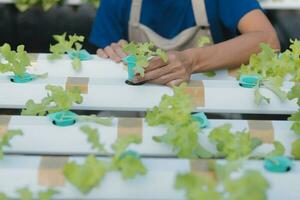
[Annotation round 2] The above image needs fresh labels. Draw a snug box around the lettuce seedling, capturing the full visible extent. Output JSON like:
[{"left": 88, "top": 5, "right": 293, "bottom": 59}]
[
  {"left": 176, "top": 161, "right": 270, "bottom": 200},
  {"left": 48, "top": 33, "right": 90, "bottom": 71},
  {"left": 63, "top": 155, "right": 108, "bottom": 194},
  {"left": 21, "top": 85, "right": 83, "bottom": 116},
  {"left": 80, "top": 125, "right": 106, "bottom": 153},
  {"left": 146, "top": 84, "right": 212, "bottom": 158},
  {"left": 0, "top": 130, "right": 23, "bottom": 160},
  {"left": 123, "top": 41, "right": 168, "bottom": 77},
  {"left": 288, "top": 83, "right": 300, "bottom": 134},
  {"left": 0, "top": 43, "right": 31, "bottom": 77}
]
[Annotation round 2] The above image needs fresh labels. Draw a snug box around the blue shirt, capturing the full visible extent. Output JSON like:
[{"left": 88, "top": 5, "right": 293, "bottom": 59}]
[{"left": 90, "top": 0, "right": 261, "bottom": 48}]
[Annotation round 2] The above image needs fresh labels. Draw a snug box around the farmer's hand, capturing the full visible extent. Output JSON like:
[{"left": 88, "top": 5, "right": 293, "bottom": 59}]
[
  {"left": 96, "top": 39, "right": 128, "bottom": 63},
  {"left": 134, "top": 51, "right": 195, "bottom": 86}
]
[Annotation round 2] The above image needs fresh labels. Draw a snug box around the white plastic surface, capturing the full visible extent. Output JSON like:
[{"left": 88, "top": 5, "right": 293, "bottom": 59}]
[
  {"left": 259, "top": 0, "right": 300, "bottom": 9},
  {"left": 32, "top": 54, "right": 128, "bottom": 79},
  {"left": 0, "top": 75, "right": 297, "bottom": 114},
  {"left": 2, "top": 116, "right": 299, "bottom": 157},
  {"left": 0, "top": 156, "right": 299, "bottom": 199},
  {"left": 30, "top": 53, "right": 235, "bottom": 80}
]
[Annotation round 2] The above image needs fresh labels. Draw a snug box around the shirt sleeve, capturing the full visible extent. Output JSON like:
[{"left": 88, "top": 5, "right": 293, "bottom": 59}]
[
  {"left": 219, "top": 0, "right": 262, "bottom": 35},
  {"left": 89, "top": 0, "right": 128, "bottom": 48}
]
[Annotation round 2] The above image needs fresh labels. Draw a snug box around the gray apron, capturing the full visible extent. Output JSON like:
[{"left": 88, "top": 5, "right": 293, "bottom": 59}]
[{"left": 129, "top": 0, "right": 213, "bottom": 51}]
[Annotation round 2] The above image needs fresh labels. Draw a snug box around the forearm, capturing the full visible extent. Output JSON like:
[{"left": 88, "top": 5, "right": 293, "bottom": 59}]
[{"left": 187, "top": 31, "right": 280, "bottom": 73}]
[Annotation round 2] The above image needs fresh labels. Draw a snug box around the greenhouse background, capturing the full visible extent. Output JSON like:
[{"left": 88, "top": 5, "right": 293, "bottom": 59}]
[{"left": 0, "top": 0, "right": 300, "bottom": 52}]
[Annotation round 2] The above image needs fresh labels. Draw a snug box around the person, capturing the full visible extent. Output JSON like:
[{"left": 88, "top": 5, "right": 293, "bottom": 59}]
[{"left": 90, "top": 0, "right": 280, "bottom": 86}]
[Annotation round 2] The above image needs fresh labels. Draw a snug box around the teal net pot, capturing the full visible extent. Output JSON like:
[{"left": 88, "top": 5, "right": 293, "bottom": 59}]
[
  {"left": 9, "top": 73, "right": 36, "bottom": 83},
  {"left": 264, "top": 156, "right": 293, "bottom": 173},
  {"left": 47, "top": 111, "right": 78, "bottom": 127},
  {"left": 192, "top": 112, "right": 209, "bottom": 128},
  {"left": 239, "top": 75, "right": 261, "bottom": 88},
  {"left": 67, "top": 49, "right": 93, "bottom": 61},
  {"left": 123, "top": 55, "right": 137, "bottom": 81}
]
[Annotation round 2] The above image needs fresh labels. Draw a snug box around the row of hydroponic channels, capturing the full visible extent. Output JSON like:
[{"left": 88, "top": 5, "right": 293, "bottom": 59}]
[{"left": 0, "top": 33, "right": 300, "bottom": 199}]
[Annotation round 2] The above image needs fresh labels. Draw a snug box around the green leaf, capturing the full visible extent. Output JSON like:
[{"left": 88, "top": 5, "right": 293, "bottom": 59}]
[
  {"left": 15, "top": 188, "right": 59, "bottom": 200},
  {"left": 160, "top": 123, "right": 212, "bottom": 158},
  {"left": 175, "top": 172, "right": 222, "bottom": 200},
  {"left": 42, "top": 0, "right": 59, "bottom": 11},
  {"left": 38, "top": 189, "right": 59, "bottom": 200},
  {"left": 250, "top": 138, "right": 264, "bottom": 151},
  {"left": 208, "top": 124, "right": 262, "bottom": 160},
  {"left": 224, "top": 170, "right": 270, "bottom": 200},
  {"left": 293, "top": 66, "right": 300, "bottom": 82},
  {"left": 134, "top": 65, "right": 146, "bottom": 77},
  {"left": 288, "top": 83, "right": 300, "bottom": 135},
  {"left": 81, "top": 0, "right": 101, "bottom": 7},
  {"left": 263, "top": 77, "right": 286, "bottom": 101},
  {"left": 177, "top": 161, "right": 270, "bottom": 200},
  {"left": 203, "top": 71, "right": 216, "bottom": 77},
  {"left": 21, "top": 100, "right": 48, "bottom": 116},
  {"left": 291, "top": 139, "right": 300, "bottom": 159},
  {"left": 238, "top": 41, "right": 300, "bottom": 105},
  {"left": 146, "top": 84, "right": 212, "bottom": 158},
  {"left": 215, "top": 160, "right": 244, "bottom": 181},
  {"left": 69, "top": 35, "right": 84, "bottom": 44},
  {"left": 15, "top": 0, "right": 62, "bottom": 11},
  {"left": 80, "top": 125, "right": 106, "bottom": 153},
  {"left": 109, "top": 135, "right": 147, "bottom": 179},
  {"left": 155, "top": 48, "right": 168, "bottom": 63},
  {"left": 146, "top": 84, "right": 193, "bottom": 126},
  {"left": 288, "top": 83, "right": 300, "bottom": 106},
  {"left": 63, "top": 155, "right": 108, "bottom": 194},
  {"left": 0, "top": 130, "right": 23, "bottom": 160},
  {"left": 78, "top": 115, "right": 113, "bottom": 126},
  {"left": 288, "top": 40, "right": 300, "bottom": 82},
  {"left": 48, "top": 33, "right": 85, "bottom": 61},
  {"left": 291, "top": 121, "right": 300, "bottom": 135},
  {"left": 239, "top": 43, "right": 292, "bottom": 80},
  {"left": 254, "top": 85, "right": 270, "bottom": 105},
  {"left": 72, "top": 57, "right": 82, "bottom": 71},
  {"left": 194, "top": 143, "right": 214, "bottom": 158},
  {"left": 197, "top": 36, "right": 211, "bottom": 48},
  {"left": 123, "top": 42, "right": 138, "bottom": 55},
  {"left": 110, "top": 152, "right": 147, "bottom": 179},
  {"left": 45, "top": 85, "right": 83, "bottom": 110},
  {"left": 17, "top": 188, "right": 33, "bottom": 200},
  {"left": 75, "top": 43, "right": 83, "bottom": 52},
  {"left": 0, "top": 192, "right": 9, "bottom": 200},
  {"left": 15, "top": 0, "right": 38, "bottom": 11},
  {"left": 48, "top": 33, "right": 87, "bottom": 72},
  {"left": 216, "top": 162, "right": 270, "bottom": 200},
  {"left": 265, "top": 141, "right": 285, "bottom": 157},
  {"left": 288, "top": 109, "right": 300, "bottom": 135},
  {"left": 111, "top": 135, "right": 142, "bottom": 157},
  {"left": 21, "top": 84, "right": 83, "bottom": 116},
  {"left": 123, "top": 41, "right": 168, "bottom": 78},
  {"left": 0, "top": 43, "right": 31, "bottom": 77},
  {"left": 138, "top": 42, "right": 154, "bottom": 54}
]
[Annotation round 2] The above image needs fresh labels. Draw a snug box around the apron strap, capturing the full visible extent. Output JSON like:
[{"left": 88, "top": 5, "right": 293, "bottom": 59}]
[
  {"left": 129, "top": 0, "right": 143, "bottom": 27},
  {"left": 192, "top": 0, "right": 210, "bottom": 27}
]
